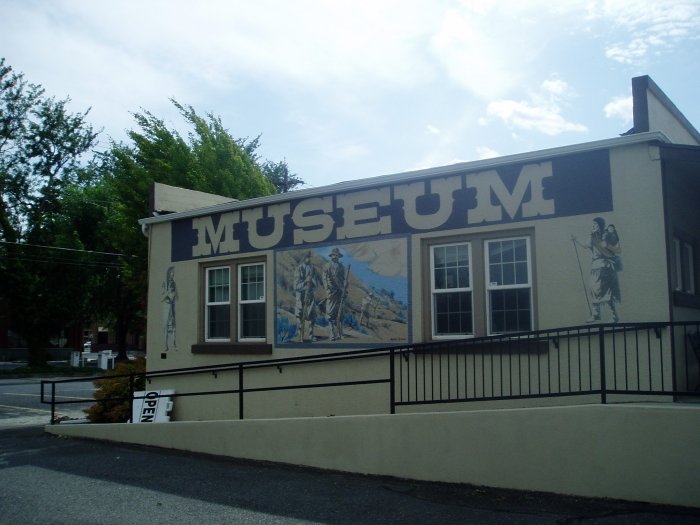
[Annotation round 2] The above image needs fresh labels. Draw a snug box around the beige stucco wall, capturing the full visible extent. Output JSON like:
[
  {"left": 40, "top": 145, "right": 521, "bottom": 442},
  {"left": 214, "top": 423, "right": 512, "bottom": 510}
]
[
  {"left": 46, "top": 404, "right": 700, "bottom": 508},
  {"left": 647, "top": 89, "right": 700, "bottom": 146},
  {"left": 140, "top": 140, "right": 687, "bottom": 422}
]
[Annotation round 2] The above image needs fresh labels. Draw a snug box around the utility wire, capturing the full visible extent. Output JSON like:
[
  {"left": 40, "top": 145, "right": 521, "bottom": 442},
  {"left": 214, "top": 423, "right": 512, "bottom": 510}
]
[
  {"left": 2, "top": 255, "right": 123, "bottom": 269},
  {"left": 0, "top": 240, "right": 138, "bottom": 258}
]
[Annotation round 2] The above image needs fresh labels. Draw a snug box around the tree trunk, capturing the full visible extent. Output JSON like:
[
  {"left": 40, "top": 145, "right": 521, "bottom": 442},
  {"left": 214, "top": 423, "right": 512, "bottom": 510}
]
[
  {"left": 115, "top": 318, "right": 129, "bottom": 362},
  {"left": 26, "top": 331, "right": 49, "bottom": 367}
]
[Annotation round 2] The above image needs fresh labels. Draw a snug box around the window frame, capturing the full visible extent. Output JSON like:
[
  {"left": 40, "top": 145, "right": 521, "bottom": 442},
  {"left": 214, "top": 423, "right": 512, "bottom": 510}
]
[
  {"left": 237, "top": 261, "right": 267, "bottom": 342},
  {"left": 204, "top": 265, "right": 232, "bottom": 342},
  {"left": 673, "top": 235, "right": 696, "bottom": 295},
  {"left": 199, "top": 257, "right": 269, "bottom": 349},
  {"left": 484, "top": 236, "right": 533, "bottom": 335},
  {"left": 430, "top": 241, "right": 474, "bottom": 339},
  {"left": 424, "top": 230, "right": 535, "bottom": 341}
]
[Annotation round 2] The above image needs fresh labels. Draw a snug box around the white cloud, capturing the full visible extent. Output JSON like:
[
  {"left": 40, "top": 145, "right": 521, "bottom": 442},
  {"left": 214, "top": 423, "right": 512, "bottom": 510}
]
[
  {"left": 430, "top": 6, "right": 535, "bottom": 99},
  {"left": 588, "top": 0, "right": 700, "bottom": 65},
  {"left": 541, "top": 78, "right": 575, "bottom": 98},
  {"left": 476, "top": 146, "right": 499, "bottom": 159},
  {"left": 483, "top": 78, "right": 587, "bottom": 136},
  {"left": 605, "top": 38, "right": 649, "bottom": 64},
  {"left": 2, "top": 0, "right": 697, "bottom": 190},
  {"left": 604, "top": 96, "right": 633, "bottom": 122},
  {"left": 486, "top": 99, "right": 587, "bottom": 135}
]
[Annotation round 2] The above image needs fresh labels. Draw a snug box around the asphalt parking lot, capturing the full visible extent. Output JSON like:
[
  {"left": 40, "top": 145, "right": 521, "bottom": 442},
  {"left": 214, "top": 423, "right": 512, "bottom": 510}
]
[{"left": 1, "top": 424, "right": 700, "bottom": 525}]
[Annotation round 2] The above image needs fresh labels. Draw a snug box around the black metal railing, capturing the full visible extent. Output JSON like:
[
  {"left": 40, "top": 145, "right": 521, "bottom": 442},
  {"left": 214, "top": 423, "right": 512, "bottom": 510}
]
[{"left": 41, "top": 321, "right": 700, "bottom": 424}]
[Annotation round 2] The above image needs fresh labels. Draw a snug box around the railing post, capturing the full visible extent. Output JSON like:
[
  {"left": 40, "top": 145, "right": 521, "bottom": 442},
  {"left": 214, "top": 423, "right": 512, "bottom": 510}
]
[
  {"left": 599, "top": 326, "right": 607, "bottom": 404},
  {"left": 50, "top": 382, "right": 56, "bottom": 424},
  {"left": 238, "top": 364, "right": 244, "bottom": 420},
  {"left": 389, "top": 348, "right": 395, "bottom": 414},
  {"left": 128, "top": 374, "right": 135, "bottom": 423}
]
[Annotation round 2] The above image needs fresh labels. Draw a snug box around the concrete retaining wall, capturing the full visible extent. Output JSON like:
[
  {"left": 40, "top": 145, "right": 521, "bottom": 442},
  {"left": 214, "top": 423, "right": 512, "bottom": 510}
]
[{"left": 46, "top": 404, "right": 700, "bottom": 508}]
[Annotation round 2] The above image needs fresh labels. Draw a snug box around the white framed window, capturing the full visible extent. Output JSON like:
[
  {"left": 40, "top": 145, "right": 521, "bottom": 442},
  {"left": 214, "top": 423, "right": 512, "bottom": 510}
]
[
  {"left": 673, "top": 237, "right": 696, "bottom": 294},
  {"left": 674, "top": 239, "right": 682, "bottom": 291},
  {"left": 238, "top": 262, "right": 266, "bottom": 340},
  {"left": 683, "top": 243, "right": 695, "bottom": 294},
  {"left": 205, "top": 266, "right": 231, "bottom": 341},
  {"left": 430, "top": 242, "right": 474, "bottom": 338},
  {"left": 203, "top": 259, "right": 267, "bottom": 343},
  {"left": 485, "top": 237, "right": 532, "bottom": 335}
]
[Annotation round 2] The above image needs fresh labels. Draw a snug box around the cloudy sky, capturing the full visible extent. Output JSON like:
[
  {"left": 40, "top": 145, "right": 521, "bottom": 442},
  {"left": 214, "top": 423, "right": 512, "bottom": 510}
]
[{"left": 1, "top": 0, "right": 698, "bottom": 189}]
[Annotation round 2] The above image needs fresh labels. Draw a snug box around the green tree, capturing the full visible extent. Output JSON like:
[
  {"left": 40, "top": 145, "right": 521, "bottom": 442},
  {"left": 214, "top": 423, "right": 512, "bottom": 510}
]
[
  {"left": 262, "top": 159, "right": 304, "bottom": 193},
  {"left": 85, "top": 100, "right": 278, "bottom": 360},
  {"left": 0, "top": 58, "right": 98, "bottom": 365}
]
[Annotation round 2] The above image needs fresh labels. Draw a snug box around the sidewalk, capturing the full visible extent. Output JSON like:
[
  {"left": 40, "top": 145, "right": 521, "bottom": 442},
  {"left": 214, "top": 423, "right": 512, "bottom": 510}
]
[{"left": 1, "top": 425, "right": 699, "bottom": 525}]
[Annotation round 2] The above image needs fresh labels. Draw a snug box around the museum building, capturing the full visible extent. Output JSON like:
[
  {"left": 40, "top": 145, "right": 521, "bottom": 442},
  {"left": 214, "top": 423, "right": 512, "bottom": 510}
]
[{"left": 137, "top": 75, "right": 700, "bottom": 422}]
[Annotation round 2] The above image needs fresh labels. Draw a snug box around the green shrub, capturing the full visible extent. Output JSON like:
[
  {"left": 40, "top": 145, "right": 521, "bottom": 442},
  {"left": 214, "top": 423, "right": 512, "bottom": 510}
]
[{"left": 85, "top": 357, "right": 146, "bottom": 423}]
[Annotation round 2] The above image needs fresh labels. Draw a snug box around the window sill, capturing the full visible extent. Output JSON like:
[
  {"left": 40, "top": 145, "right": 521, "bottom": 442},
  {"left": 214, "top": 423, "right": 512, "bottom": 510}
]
[
  {"left": 673, "top": 291, "right": 700, "bottom": 309},
  {"left": 191, "top": 343, "right": 273, "bottom": 355}
]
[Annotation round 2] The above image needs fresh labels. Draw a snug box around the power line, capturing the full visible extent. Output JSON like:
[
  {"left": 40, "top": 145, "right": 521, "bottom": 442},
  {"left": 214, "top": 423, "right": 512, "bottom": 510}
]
[
  {"left": 2, "top": 254, "right": 123, "bottom": 269},
  {"left": 0, "top": 240, "right": 137, "bottom": 258}
]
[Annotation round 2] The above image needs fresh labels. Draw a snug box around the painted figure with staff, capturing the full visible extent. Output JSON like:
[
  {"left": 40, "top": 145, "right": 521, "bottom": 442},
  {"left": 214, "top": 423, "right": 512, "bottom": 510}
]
[{"left": 572, "top": 217, "right": 622, "bottom": 323}]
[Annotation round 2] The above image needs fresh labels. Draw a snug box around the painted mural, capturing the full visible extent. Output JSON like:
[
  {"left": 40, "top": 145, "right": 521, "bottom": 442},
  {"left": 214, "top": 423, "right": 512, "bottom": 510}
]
[
  {"left": 161, "top": 265, "right": 178, "bottom": 351},
  {"left": 572, "top": 217, "right": 622, "bottom": 323},
  {"left": 275, "top": 238, "right": 410, "bottom": 346}
]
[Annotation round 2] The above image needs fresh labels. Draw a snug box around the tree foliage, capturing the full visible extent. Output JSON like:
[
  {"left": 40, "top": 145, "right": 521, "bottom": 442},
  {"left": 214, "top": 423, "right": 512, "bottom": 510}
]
[
  {"left": 262, "top": 159, "right": 304, "bottom": 193},
  {"left": 82, "top": 100, "right": 280, "bottom": 359},
  {"left": 85, "top": 357, "right": 146, "bottom": 423},
  {"left": 0, "top": 58, "right": 302, "bottom": 365},
  {"left": 0, "top": 58, "right": 98, "bottom": 365}
]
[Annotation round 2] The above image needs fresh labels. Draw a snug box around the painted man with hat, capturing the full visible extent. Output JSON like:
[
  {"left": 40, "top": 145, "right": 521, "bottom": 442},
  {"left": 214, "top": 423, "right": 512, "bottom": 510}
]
[
  {"left": 323, "top": 247, "right": 347, "bottom": 341},
  {"left": 294, "top": 251, "right": 319, "bottom": 342}
]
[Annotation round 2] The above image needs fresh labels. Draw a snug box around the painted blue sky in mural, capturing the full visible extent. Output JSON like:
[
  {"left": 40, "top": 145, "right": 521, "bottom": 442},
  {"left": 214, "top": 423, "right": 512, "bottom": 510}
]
[{"left": 316, "top": 244, "right": 409, "bottom": 305}]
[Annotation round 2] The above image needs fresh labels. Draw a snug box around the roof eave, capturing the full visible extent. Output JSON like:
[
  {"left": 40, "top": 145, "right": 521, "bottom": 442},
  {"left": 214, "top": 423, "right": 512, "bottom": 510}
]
[{"left": 138, "top": 131, "right": 670, "bottom": 226}]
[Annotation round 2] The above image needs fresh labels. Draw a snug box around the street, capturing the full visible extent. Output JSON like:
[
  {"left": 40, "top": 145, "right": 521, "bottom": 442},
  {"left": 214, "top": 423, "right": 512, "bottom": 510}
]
[
  {"left": 0, "top": 377, "right": 96, "bottom": 427},
  {"left": 1, "top": 378, "right": 700, "bottom": 524}
]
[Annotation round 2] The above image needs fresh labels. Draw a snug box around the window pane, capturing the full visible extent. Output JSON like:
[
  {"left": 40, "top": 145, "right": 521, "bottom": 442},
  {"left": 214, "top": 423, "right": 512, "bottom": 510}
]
[
  {"left": 208, "top": 268, "right": 230, "bottom": 303},
  {"left": 503, "top": 263, "right": 515, "bottom": 285},
  {"left": 434, "top": 291, "right": 472, "bottom": 336},
  {"left": 445, "top": 267, "right": 458, "bottom": 288},
  {"left": 490, "top": 289, "right": 531, "bottom": 334},
  {"left": 489, "top": 263, "right": 502, "bottom": 285},
  {"left": 434, "top": 268, "right": 446, "bottom": 289},
  {"left": 434, "top": 246, "right": 446, "bottom": 267},
  {"left": 433, "top": 243, "right": 470, "bottom": 291},
  {"left": 683, "top": 243, "right": 695, "bottom": 293},
  {"left": 489, "top": 242, "right": 501, "bottom": 263},
  {"left": 488, "top": 239, "right": 530, "bottom": 287},
  {"left": 457, "top": 244, "right": 469, "bottom": 265},
  {"left": 240, "top": 303, "right": 265, "bottom": 338},
  {"left": 515, "top": 262, "right": 528, "bottom": 284},
  {"left": 458, "top": 267, "right": 470, "bottom": 288},
  {"left": 502, "top": 242, "right": 514, "bottom": 262},
  {"left": 207, "top": 304, "right": 230, "bottom": 339},
  {"left": 673, "top": 239, "right": 682, "bottom": 291},
  {"left": 240, "top": 263, "right": 265, "bottom": 301},
  {"left": 239, "top": 263, "right": 265, "bottom": 339}
]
